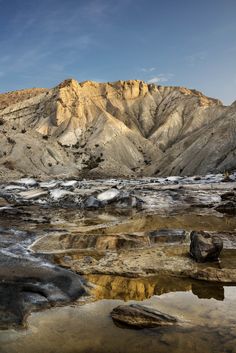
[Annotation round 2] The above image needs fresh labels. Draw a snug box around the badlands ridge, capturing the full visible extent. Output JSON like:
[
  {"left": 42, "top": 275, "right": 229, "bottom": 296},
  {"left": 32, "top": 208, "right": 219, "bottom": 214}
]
[{"left": 0, "top": 78, "right": 235, "bottom": 179}]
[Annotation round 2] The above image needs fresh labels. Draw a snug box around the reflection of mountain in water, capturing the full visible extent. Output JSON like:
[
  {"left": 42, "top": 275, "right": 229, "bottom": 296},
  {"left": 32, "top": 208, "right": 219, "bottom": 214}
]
[{"left": 85, "top": 274, "right": 226, "bottom": 302}]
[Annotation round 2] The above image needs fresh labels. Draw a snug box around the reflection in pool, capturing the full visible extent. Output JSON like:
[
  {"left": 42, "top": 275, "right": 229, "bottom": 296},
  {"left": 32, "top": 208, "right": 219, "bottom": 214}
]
[
  {"left": 0, "top": 206, "right": 236, "bottom": 353},
  {"left": 0, "top": 275, "right": 235, "bottom": 353},
  {"left": 86, "top": 274, "right": 227, "bottom": 302}
]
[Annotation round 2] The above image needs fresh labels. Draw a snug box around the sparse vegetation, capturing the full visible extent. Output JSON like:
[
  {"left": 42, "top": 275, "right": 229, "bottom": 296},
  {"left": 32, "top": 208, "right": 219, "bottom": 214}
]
[
  {"left": 7, "top": 137, "right": 15, "bottom": 144},
  {"left": 3, "top": 160, "right": 14, "bottom": 170}
]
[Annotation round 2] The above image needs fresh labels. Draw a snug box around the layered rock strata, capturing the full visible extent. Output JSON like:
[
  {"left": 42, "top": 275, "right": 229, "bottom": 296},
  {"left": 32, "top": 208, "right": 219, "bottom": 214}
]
[{"left": 0, "top": 79, "right": 235, "bottom": 179}]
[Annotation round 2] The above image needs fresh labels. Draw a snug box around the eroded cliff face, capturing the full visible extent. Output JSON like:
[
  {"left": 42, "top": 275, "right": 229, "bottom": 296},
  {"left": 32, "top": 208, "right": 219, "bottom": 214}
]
[{"left": 0, "top": 78, "right": 235, "bottom": 179}]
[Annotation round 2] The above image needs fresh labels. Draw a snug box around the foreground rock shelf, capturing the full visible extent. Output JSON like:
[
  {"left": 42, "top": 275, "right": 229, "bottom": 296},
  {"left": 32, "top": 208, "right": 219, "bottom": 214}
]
[{"left": 55, "top": 244, "right": 236, "bottom": 283}]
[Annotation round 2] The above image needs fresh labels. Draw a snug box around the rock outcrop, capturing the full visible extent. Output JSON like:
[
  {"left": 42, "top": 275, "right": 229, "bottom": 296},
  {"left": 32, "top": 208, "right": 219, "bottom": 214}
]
[{"left": 0, "top": 78, "right": 235, "bottom": 179}]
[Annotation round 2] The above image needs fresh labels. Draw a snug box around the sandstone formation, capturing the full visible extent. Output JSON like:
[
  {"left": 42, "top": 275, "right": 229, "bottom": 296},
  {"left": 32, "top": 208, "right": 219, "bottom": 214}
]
[{"left": 0, "top": 79, "right": 235, "bottom": 179}]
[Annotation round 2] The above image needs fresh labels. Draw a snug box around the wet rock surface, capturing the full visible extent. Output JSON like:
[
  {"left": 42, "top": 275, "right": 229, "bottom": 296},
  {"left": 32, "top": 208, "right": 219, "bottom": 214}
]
[
  {"left": 0, "top": 228, "right": 86, "bottom": 329},
  {"left": 111, "top": 304, "right": 178, "bottom": 328},
  {"left": 190, "top": 231, "right": 223, "bottom": 263},
  {"left": 0, "top": 173, "right": 235, "bottom": 211}
]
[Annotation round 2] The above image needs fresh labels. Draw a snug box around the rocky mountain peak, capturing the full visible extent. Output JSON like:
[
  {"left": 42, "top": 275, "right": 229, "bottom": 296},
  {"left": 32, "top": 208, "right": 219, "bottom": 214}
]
[{"left": 57, "top": 78, "right": 80, "bottom": 89}]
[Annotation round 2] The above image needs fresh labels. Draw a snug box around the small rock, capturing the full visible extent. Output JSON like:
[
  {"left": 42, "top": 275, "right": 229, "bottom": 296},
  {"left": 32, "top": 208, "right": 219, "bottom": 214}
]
[
  {"left": 19, "top": 189, "right": 48, "bottom": 200},
  {"left": 97, "top": 189, "right": 120, "bottom": 203},
  {"left": 50, "top": 189, "right": 71, "bottom": 200},
  {"left": 14, "top": 178, "right": 38, "bottom": 187},
  {"left": 221, "top": 191, "right": 236, "bottom": 201},
  {"left": 84, "top": 196, "right": 101, "bottom": 209},
  {"left": 215, "top": 201, "right": 236, "bottom": 215},
  {"left": 40, "top": 180, "right": 59, "bottom": 189},
  {"left": 190, "top": 231, "right": 223, "bottom": 262},
  {"left": 221, "top": 175, "right": 234, "bottom": 182},
  {"left": 149, "top": 229, "right": 186, "bottom": 243},
  {"left": 60, "top": 180, "right": 78, "bottom": 188},
  {"left": 111, "top": 304, "right": 177, "bottom": 328}
]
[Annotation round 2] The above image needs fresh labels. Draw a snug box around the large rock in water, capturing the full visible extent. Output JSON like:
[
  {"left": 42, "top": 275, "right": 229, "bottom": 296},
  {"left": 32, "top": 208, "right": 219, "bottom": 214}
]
[
  {"left": 111, "top": 304, "right": 177, "bottom": 328},
  {"left": 0, "top": 78, "right": 236, "bottom": 179},
  {"left": 190, "top": 231, "right": 223, "bottom": 262},
  {"left": 0, "top": 248, "right": 86, "bottom": 329}
]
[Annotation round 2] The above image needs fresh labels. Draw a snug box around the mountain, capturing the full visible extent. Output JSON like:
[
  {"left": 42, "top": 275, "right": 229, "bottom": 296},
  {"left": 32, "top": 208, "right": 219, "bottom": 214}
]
[{"left": 0, "top": 78, "right": 235, "bottom": 180}]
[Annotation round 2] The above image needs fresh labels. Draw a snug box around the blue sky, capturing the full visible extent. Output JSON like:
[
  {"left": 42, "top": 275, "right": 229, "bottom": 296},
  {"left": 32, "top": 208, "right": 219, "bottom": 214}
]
[{"left": 0, "top": 0, "right": 236, "bottom": 104}]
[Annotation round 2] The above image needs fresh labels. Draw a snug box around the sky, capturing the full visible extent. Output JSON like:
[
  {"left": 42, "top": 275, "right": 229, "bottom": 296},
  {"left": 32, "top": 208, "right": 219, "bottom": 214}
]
[{"left": 0, "top": 0, "right": 236, "bottom": 105}]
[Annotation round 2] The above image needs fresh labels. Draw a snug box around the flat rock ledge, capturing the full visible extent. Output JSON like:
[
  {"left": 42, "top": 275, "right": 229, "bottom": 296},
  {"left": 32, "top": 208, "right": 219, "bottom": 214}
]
[
  {"left": 57, "top": 244, "right": 236, "bottom": 284},
  {"left": 111, "top": 304, "right": 178, "bottom": 328}
]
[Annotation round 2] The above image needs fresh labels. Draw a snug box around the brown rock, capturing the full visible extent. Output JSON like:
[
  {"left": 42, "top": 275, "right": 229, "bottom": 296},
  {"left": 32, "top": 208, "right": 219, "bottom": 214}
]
[
  {"left": 111, "top": 304, "right": 177, "bottom": 328},
  {"left": 190, "top": 231, "right": 223, "bottom": 262}
]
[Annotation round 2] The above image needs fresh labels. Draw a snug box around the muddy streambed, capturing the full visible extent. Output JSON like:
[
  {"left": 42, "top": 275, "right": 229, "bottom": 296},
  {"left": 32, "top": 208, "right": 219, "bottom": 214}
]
[{"left": 0, "top": 176, "right": 236, "bottom": 352}]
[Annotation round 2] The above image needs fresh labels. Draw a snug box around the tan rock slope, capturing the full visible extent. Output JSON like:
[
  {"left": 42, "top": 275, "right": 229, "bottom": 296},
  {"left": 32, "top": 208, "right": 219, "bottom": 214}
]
[{"left": 0, "top": 78, "right": 235, "bottom": 179}]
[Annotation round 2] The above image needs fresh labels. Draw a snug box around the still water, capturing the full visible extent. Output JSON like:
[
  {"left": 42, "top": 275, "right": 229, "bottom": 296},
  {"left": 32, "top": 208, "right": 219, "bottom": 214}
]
[{"left": 0, "top": 275, "right": 235, "bottom": 353}]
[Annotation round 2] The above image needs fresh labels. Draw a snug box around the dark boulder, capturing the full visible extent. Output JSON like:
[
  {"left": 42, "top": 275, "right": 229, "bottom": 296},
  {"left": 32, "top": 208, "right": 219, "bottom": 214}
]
[
  {"left": 220, "top": 191, "right": 236, "bottom": 201},
  {"left": 215, "top": 201, "right": 236, "bottom": 215},
  {"left": 111, "top": 304, "right": 177, "bottom": 328},
  {"left": 190, "top": 231, "right": 223, "bottom": 262},
  {"left": 0, "top": 249, "right": 86, "bottom": 329}
]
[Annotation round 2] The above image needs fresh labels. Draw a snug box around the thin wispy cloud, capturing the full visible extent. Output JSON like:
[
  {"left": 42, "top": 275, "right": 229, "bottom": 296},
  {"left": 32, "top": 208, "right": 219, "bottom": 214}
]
[
  {"left": 0, "top": 0, "right": 235, "bottom": 104},
  {"left": 141, "top": 67, "right": 156, "bottom": 73},
  {"left": 147, "top": 73, "right": 174, "bottom": 84}
]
